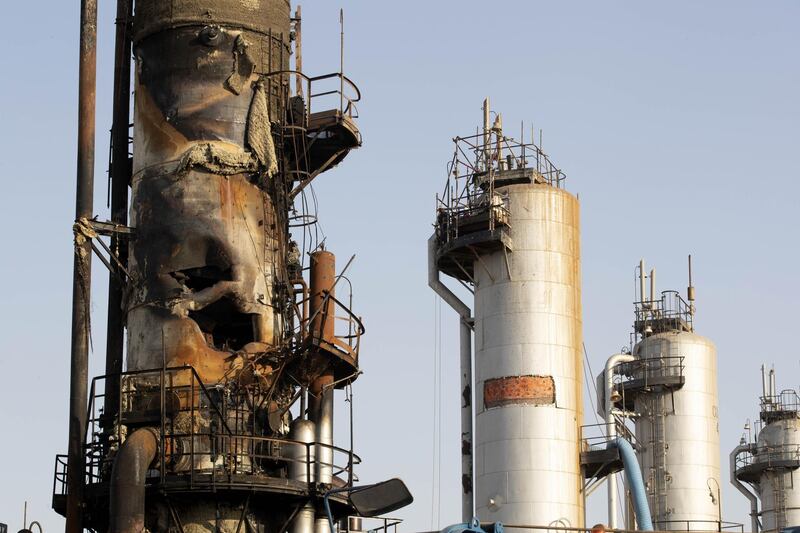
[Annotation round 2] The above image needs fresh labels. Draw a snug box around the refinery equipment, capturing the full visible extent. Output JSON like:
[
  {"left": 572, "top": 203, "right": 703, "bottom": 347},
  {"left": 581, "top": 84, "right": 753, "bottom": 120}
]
[
  {"left": 732, "top": 366, "right": 800, "bottom": 533},
  {"left": 608, "top": 260, "right": 724, "bottom": 530},
  {"left": 56, "top": 1, "right": 411, "bottom": 532},
  {"left": 429, "top": 99, "right": 584, "bottom": 526}
]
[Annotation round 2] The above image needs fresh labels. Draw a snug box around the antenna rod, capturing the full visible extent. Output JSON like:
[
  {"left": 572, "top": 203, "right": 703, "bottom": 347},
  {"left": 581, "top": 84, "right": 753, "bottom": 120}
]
[
  {"left": 483, "top": 98, "right": 490, "bottom": 170},
  {"left": 339, "top": 9, "right": 344, "bottom": 113}
]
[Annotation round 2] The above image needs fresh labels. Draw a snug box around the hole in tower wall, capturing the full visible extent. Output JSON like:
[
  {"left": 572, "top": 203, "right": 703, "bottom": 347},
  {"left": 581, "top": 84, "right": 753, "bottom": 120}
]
[
  {"left": 189, "top": 299, "right": 257, "bottom": 352},
  {"left": 484, "top": 375, "right": 555, "bottom": 408},
  {"left": 172, "top": 266, "right": 257, "bottom": 352}
]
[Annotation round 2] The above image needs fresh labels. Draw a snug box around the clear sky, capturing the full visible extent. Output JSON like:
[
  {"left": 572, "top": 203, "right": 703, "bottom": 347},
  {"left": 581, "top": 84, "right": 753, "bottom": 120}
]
[{"left": 1, "top": 1, "right": 799, "bottom": 531}]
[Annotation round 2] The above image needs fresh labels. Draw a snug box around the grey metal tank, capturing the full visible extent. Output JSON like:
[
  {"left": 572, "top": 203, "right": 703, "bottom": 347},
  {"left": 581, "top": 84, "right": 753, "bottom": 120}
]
[{"left": 632, "top": 327, "right": 721, "bottom": 529}]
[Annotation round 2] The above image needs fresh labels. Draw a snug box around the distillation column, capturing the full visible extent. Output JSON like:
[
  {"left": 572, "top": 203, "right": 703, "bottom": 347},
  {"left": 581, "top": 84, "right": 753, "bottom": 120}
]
[
  {"left": 432, "top": 103, "right": 583, "bottom": 526},
  {"left": 474, "top": 182, "right": 583, "bottom": 525},
  {"left": 628, "top": 266, "right": 721, "bottom": 529}
]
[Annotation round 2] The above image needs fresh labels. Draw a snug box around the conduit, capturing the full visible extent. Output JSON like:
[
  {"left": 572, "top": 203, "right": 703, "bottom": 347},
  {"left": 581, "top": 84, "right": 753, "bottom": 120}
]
[
  {"left": 608, "top": 437, "right": 653, "bottom": 531},
  {"left": 109, "top": 428, "right": 158, "bottom": 533}
]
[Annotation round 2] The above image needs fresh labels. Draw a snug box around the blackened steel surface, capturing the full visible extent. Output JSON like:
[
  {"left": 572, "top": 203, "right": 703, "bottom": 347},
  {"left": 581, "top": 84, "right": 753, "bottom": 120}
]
[{"left": 66, "top": 0, "right": 97, "bottom": 531}]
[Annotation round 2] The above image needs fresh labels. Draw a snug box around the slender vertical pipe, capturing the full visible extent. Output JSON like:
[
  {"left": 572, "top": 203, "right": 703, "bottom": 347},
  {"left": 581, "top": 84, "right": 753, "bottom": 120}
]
[
  {"left": 605, "top": 353, "right": 635, "bottom": 529},
  {"left": 66, "top": 0, "right": 97, "bottom": 531},
  {"left": 649, "top": 269, "right": 656, "bottom": 309},
  {"left": 483, "top": 99, "right": 490, "bottom": 170},
  {"left": 103, "top": 0, "right": 133, "bottom": 441},
  {"left": 427, "top": 236, "right": 473, "bottom": 521},
  {"left": 309, "top": 250, "right": 336, "bottom": 485},
  {"left": 639, "top": 259, "right": 646, "bottom": 314}
]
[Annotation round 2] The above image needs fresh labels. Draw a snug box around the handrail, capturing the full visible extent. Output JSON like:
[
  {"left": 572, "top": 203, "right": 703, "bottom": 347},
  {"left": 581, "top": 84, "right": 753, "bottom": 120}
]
[
  {"left": 260, "top": 69, "right": 361, "bottom": 119},
  {"left": 75, "top": 366, "right": 362, "bottom": 493}
]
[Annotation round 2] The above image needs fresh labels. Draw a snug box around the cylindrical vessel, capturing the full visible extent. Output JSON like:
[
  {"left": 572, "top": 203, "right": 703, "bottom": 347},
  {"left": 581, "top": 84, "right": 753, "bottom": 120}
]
[
  {"left": 633, "top": 331, "right": 721, "bottom": 529},
  {"left": 754, "top": 418, "right": 800, "bottom": 532},
  {"left": 474, "top": 184, "right": 583, "bottom": 525},
  {"left": 126, "top": 0, "right": 291, "bottom": 380}
]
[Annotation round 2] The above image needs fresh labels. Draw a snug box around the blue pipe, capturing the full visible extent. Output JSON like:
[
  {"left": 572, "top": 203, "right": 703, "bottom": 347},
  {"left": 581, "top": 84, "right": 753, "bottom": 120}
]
[{"left": 608, "top": 437, "right": 653, "bottom": 531}]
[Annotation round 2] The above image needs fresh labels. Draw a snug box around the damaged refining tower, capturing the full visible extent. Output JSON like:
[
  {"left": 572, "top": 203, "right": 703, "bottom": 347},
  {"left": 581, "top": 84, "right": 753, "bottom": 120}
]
[
  {"left": 54, "top": 1, "right": 386, "bottom": 532},
  {"left": 429, "top": 100, "right": 584, "bottom": 526}
]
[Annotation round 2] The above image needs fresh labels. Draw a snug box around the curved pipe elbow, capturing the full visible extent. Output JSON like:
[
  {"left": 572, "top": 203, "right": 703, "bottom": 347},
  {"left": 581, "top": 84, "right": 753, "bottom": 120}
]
[
  {"left": 608, "top": 437, "right": 653, "bottom": 531},
  {"left": 110, "top": 428, "right": 159, "bottom": 533}
]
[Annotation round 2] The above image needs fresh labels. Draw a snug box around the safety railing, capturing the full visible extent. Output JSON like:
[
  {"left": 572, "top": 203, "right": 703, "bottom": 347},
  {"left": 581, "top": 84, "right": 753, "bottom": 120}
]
[
  {"left": 618, "top": 356, "right": 685, "bottom": 389},
  {"left": 75, "top": 366, "right": 360, "bottom": 491},
  {"left": 296, "top": 289, "right": 364, "bottom": 366},
  {"left": 262, "top": 70, "right": 361, "bottom": 123},
  {"left": 580, "top": 421, "right": 639, "bottom": 452},
  {"left": 735, "top": 443, "right": 800, "bottom": 472},
  {"left": 653, "top": 520, "right": 743, "bottom": 532},
  {"left": 634, "top": 290, "right": 694, "bottom": 336},
  {"left": 52, "top": 454, "right": 68, "bottom": 498},
  {"left": 340, "top": 516, "right": 403, "bottom": 533},
  {"left": 760, "top": 389, "right": 800, "bottom": 417}
]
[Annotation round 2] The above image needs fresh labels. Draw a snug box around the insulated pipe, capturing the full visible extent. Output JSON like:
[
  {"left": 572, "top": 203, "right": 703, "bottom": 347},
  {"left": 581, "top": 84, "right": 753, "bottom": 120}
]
[
  {"left": 605, "top": 353, "right": 635, "bottom": 529},
  {"left": 309, "top": 250, "right": 336, "bottom": 486},
  {"left": 66, "top": 1, "right": 97, "bottom": 531},
  {"left": 103, "top": 0, "right": 133, "bottom": 448},
  {"left": 109, "top": 428, "right": 158, "bottom": 533},
  {"left": 428, "top": 235, "right": 473, "bottom": 522},
  {"left": 731, "top": 444, "right": 759, "bottom": 532},
  {"left": 608, "top": 437, "right": 653, "bottom": 531}
]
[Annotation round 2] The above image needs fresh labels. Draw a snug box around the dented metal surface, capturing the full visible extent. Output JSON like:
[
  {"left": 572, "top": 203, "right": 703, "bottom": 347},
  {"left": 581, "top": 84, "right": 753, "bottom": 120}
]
[{"left": 56, "top": 1, "right": 373, "bottom": 530}]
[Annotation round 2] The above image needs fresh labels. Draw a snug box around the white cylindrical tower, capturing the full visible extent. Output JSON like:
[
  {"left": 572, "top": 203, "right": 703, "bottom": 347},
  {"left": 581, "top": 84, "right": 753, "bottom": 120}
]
[
  {"left": 432, "top": 102, "right": 582, "bottom": 526},
  {"left": 632, "top": 329, "right": 721, "bottom": 528},
  {"left": 755, "top": 417, "right": 800, "bottom": 531},
  {"left": 733, "top": 373, "right": 800, "bottom": 533},
  {"left": 473, "top": 184, "right": 583, "bottom": 525}
]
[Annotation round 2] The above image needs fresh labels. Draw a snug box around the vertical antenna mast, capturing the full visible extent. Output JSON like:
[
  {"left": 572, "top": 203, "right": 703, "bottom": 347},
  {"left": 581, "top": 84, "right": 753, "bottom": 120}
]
[{"left": 340, "top": 9, "right": 344, "bottom": 113}]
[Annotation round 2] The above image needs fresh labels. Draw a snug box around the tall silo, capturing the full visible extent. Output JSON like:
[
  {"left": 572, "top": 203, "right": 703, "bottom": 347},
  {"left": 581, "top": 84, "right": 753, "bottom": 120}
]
[
  {"left": 732, "top": 367, "right": 800, "bottom": 533},
  {"left": 623, "top": 261, "right": 722, "bottom": 529},
  {"left": 430, "top": 100, "right": 583, "bottom": 526}
]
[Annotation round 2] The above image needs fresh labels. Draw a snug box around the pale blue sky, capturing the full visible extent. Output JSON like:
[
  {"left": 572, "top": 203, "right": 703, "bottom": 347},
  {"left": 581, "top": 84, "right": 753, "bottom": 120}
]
[{"left": 1, "top": 1, "right": 799, "bottom": 531}]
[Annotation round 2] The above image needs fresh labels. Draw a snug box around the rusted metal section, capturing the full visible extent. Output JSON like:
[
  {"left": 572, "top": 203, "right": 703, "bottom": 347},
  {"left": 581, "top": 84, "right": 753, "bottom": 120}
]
[
  {"left": 483, "top": 375, "right": 556, "bottom": 408},
  {"left": 127, "top": 0, "right": 293, "bottom": 388},
  {"left": 309, "top": 250, "right": 336, "bottom": 344},
  {"left": 66, "top": 0, "right": 97, "bottom": 531},
  {"left": 103, "top": 0, "right": 133, "bottom": 441},
  {"left": 109, "top": 428, "right": 158, "bottom": 533}
]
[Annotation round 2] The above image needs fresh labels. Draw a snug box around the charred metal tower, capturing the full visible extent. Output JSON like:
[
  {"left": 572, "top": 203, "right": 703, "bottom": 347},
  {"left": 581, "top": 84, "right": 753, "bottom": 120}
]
[
  {"left": 54, "top": 2, "right": 410, "bottom": 532},
  {"left": 429, "top": 100, "right": 584, "bottom": 526}
]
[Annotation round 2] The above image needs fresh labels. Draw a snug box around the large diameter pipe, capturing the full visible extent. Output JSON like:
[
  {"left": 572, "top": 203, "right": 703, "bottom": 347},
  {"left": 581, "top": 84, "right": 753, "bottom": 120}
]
[
  {"left": 289, "top": 419, "right": 317, "bottom": 533},
  {"left": 428, "top": 235, "right": 473, "bottom": 521},
  {"left": 103, "top": 0, "right": 133, "bottom": 443},
  {"left": 109, "top": 428, "right": 158, "bottom": 533},
  {"left": 605, "top": 353, "right": 634, "bottom": 529},
  {"left": 731, "top": 444, "right": 759, "bottom": 533},
  {"left": 309, "top": 250, "right": 336, "bottom": 485},
  {"left": 310, "top": 250, "right": 336, "bottom": 343},
  {"left": 66, "top": 0, "right": 97, "bottom": 531}
]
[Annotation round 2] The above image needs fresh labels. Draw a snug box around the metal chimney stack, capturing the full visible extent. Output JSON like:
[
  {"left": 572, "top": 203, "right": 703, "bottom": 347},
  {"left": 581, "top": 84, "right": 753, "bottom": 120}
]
[{"left": 55, "top": 2, "right": 395, "bottom": 532}]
